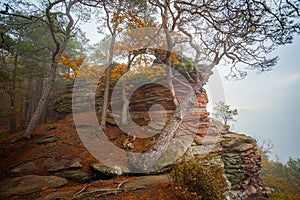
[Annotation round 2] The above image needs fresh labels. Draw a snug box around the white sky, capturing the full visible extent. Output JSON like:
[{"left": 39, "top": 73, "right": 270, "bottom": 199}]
[
  {"left": 210, "top": 36, "right": 300, "bottom": 162},
  {"left": 81, "top": 22, "right": 300, "bottom": 163}
]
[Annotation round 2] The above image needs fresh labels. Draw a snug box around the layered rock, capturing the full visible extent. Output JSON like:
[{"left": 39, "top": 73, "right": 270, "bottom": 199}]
[
  {"left": 49, "top": 80, "right": 268, "bottom": 199},
  {"left": 186, "top": 122, "right": 269, "bottom": 199},
  {"left": 117, "top": 82, "right": 268, "bottom": 199}
]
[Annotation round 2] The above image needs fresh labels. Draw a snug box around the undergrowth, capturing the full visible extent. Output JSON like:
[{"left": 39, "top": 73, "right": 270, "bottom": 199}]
[{"left": 170, "top": 160, "right": 228, "bottom": 200}]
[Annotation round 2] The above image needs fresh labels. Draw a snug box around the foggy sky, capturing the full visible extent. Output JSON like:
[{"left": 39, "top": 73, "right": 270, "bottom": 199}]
[{"left": 207, "top": 36, "right": 300, "bottom": 163}]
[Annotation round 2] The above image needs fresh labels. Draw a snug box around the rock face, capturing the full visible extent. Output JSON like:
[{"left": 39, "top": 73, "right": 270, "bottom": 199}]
[
  {"left": 49, "top": 79, "right": 268, "bottom": 199},
  {"left": 0, "top": 175, "right": 68, "bottom": 198},
  {"left": 187, "top": 125, "right": 269, "bottom": 199},
  {"left": 221, "top": 133, "right": 268, "bottom": 199},
  {"left": 120, "top": 82, "right": 268, "bottom": 199}
]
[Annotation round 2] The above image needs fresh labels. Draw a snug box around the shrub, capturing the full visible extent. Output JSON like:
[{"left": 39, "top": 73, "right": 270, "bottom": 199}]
[{"left": 170, "top": 160, "right": 228, "bottom": 200}]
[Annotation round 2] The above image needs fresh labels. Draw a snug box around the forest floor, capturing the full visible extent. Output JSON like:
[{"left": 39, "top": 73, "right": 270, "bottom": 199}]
[{"left": 0, "top": 114, "right": 183, "bottom": 200}]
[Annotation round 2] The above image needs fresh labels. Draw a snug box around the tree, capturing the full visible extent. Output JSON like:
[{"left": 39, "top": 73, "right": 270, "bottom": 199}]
[
  {"left": 0, "top": 0, "right": 86, "bottom": 138},
  {"left": 97, "top": 0, "right": 152, "bottom": 129},
  {"left": 129, "top": 0, "right": 300, "bottom": 172},
  {"left": 0, "top": 14, "right": 48, "bottom": 133},
  {"left": 213, "top": 101, "right": 238, "bottom": 126},
  {"left": 261, "top": 154, "right": 300, "bottom": 199}
]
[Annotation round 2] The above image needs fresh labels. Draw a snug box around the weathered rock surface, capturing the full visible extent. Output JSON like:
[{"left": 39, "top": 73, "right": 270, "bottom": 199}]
[
  {"left": 11, "top": 161, "right": 41, "bottom": 174},
  {"left": 0, "top": 175, "right": 68, "bottom": 198},
  {"left": 36, "top": 135, "right": 59, "bottom": 144},
  {"left": 54, "top": 169, "right": 92, "bottom": 183},
  {"left": 91, "top": 163, "right": 123, "bottom": 177},
  {"left": 43, "top": 158, "right": 82, "bottom": 172},
  {"left": 184, "top": 122, "right": 268, "bottom": 200},
  {"left": 48, "top": 79, "right": 268, "bottom": 199}
]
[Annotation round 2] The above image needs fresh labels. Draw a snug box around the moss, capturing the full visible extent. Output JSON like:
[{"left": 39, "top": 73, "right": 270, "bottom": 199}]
[
  {"left": 106, "top": 117, "right": 117, "bottom": 126},
  {"left": 46, "top": 124, "right": 56, "bottom": 130},
  {"left": 223, "top": 124, "right": 230, "bottom": 131},
  {"left": 209, "top": 153, "right": 220, "bottom": 160},
  {"left": 52, "top": 135, "right": 60, "bottom": 140}
]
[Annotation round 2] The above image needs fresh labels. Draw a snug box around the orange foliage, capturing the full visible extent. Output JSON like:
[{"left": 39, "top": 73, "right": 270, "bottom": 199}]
[
  {"left": 110, "top": 63, "right": 127, "bottom": 81},
  {"left": 59, "top": 54, "right": 85, "bottom": 80},
  {"left": 112, "top": 9, "right": 154, "bottom": 32},
  {"left": 261, "top": 156, "right": 300, "bottom": 200}
]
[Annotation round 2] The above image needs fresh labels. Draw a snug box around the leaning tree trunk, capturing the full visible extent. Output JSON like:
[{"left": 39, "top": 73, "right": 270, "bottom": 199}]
[
  {"left": 23, "top": 0, "right": 75, "bottom": 138},
  {"left": 24, "top": 63, "right": 57, "bottom": 138},
  {"left": 129, "top": 78, "right": 206, "bottom": 172},
  {"left": 129, "top": 57, "right": 215, "bottom": 172}
]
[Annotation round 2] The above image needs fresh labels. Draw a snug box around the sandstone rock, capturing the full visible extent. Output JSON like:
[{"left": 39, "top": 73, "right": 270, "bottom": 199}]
[
  {"left": 11, "top": 161, "right": 41, "bottom": 174},
  {"left": 245, "top": 185, "right": 257, "bottom": 196},
  {"left": 221, "top": 134, "right": 255, "bottom": 149},
  {"left": 49, "top": 77, "right": 269, "bottom": 199},
  {"left": 36, "top": 135, "right": 59, "bottom": 144},
  {"left": 185, "top": 129, "right": 268, "bottom": 199},
  {"left": 0, "top": 175, "right": 67, "bottom": 198},
  {"left": 91, "top": 163, "right": 123, "bottom": 177},
  {"left": 54, "top": 169, "right": 92, "bottom": 183},
  {"left": 231, "top": 143, "right": 254, "bottom": 152},
  {"left": 194, "top": 135, "right": 218, "bottom": 145},
  {"left": 156, "top": 134, "right": 194, "bottom": 169},
  {"left": 44, "top": 158, "right": 82, "bottom": 172}
]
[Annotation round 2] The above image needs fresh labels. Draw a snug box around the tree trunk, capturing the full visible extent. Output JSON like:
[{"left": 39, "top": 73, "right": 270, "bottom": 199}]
[
  {"left": 121, "top": 82, "right": 129, "bottom": 125},
  {"left": 9, "top": 53, "right": 18, "bottom": 133},
  {"left": 163, "top": 4, "right": 179, "bottom": 107},
  {"left": 40, "top": 94, "right": 48, "bottom": 124},
  {"left": 20, "top": 83, "right": 25, "bottom": 130},
  {"left": 24, "top": 63, "right": 57, "bottom": 138},
  {"left": 20, "top": 77, "right": 32, "bottom": 130},
  {"left": 23, "top": 0, "right": 75, "bottom": 138},
  {"left": 36, "top": 77, "right": 47, "bottom": 124},
  {"left": 100, "top": 34, "right": 116, "bottom": 129},
  {"left": 29, "top": 80, "right": 35, "bottom": 119}
]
